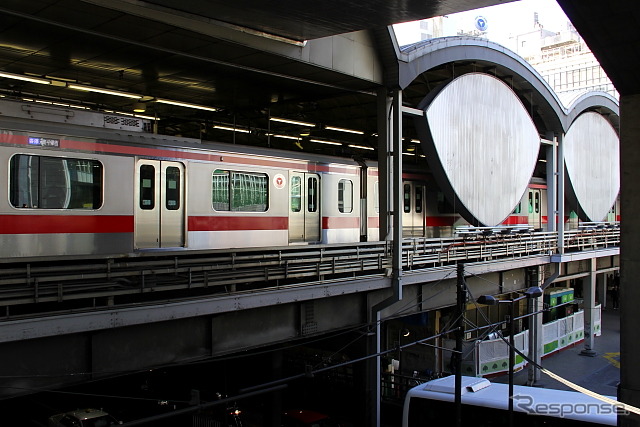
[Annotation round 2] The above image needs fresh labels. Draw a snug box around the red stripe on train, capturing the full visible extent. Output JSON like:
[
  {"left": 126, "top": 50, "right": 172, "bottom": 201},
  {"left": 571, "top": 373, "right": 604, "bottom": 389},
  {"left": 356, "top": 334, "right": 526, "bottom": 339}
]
[
  {"left": 502, "top": 216, "right": 529, "bottom": 225},
  {"left": 0, "top": 215, "right": 134, "bottom": 234},
  {"left": 188, "top": 216, "right": 288, "bottom": 231},
  {"left": 426, "top": 216, "right": 458, "bottom": 227},
  {"left": 322, "top": 216, "right": 360, "bottom": 229}
]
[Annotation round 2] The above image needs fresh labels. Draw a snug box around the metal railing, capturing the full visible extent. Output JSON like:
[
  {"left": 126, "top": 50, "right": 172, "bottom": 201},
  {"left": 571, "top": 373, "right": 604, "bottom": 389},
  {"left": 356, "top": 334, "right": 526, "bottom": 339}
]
[{"left": 0, "top": 227, "right": 619, "bottom": 316}]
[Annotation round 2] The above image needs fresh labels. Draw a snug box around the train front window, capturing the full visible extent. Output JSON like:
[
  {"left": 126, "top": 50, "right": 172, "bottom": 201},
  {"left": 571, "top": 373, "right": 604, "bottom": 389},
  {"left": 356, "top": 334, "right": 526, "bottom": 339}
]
[{"left": 10, "top": 154, "right": 103, "bottom": 209}]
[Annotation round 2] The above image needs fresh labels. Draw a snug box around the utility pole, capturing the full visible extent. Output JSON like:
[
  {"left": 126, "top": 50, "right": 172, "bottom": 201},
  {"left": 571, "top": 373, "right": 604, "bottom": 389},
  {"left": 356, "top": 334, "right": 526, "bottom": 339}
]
[{"left": 455, "top": 263, "right": 466, "bottom": 427}]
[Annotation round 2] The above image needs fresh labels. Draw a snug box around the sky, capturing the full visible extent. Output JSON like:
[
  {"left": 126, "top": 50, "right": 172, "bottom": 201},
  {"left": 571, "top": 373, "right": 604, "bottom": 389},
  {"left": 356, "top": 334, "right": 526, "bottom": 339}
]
[{"left": 393, "top": 0, "right": 571, "bottom": 49}]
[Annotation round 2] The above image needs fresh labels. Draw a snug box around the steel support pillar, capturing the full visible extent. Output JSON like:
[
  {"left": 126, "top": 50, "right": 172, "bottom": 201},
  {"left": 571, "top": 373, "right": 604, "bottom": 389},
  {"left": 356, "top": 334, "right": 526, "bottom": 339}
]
[{"left": 619, "top": 93, "right": 640, "bottom": 427}]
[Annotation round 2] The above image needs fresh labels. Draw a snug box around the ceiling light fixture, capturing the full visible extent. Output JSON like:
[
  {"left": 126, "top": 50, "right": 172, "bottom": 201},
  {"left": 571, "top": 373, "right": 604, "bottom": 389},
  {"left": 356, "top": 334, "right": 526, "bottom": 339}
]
[
  {"left": 310, "top": 139, "right": 342, "bottom": 146},
  {"left": 273, "top": 134, "right": 300, "bottom": 140},
  {"left": 103, "top": 110, "right": 160, "bottom": 121},
  {"left": 155, "top": 98, "right": 218, "bottom": 112},
  {"left": 0, "top": 71, "right": 51, "bottom": 85},
  {"left": 21, "top": 98, "right": 90, "bottom": 110},
  {"left": 131, "top": 113, "right": 159, "bottom": 121},
  {"left": 325, "top": 125, "right": 364, "bottom": 135},
  {"left": 348, "top": 144, "right": 374, "bottom": 151},
  {"left": 270, "top": 117, "right": 316, "bottom": 127},
  {"left": 67, "top": 83, "right": 142, "bottom": 99},
  {"left": 133, "top": 102, "right": 146, "bottom": 113},
  {"left": 411, "top": 139, "right": 421, "bottom": 144},
  {"left": 214, "top": 125, "right": 250, "bottom": 133}
]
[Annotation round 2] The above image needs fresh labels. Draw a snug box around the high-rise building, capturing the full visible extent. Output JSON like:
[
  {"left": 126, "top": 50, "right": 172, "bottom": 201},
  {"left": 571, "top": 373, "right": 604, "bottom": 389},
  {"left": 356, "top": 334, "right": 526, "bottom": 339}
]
[{"left": 510, "top": 21, "right": 619, "bottom": 100}]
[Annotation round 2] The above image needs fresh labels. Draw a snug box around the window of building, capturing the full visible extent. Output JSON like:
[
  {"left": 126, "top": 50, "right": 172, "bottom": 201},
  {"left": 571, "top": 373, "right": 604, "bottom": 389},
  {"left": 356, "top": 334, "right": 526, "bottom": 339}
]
[{"left": 10, "top": 154, "right": 103, "bottom": 209}]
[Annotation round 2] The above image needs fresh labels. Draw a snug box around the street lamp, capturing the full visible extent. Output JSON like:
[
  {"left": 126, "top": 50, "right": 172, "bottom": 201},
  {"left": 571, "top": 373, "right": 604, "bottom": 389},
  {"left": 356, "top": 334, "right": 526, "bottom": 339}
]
[{"left": 476, "top": 286, "right": 543, "bottom": 427}]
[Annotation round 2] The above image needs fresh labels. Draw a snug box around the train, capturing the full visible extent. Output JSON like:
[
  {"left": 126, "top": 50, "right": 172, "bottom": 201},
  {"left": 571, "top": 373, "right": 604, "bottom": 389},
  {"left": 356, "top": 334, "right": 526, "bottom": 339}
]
[
  {"left": 402, "top": 375, "right": 619, "bottom": 426},
  {"left": 0, "top": 100, "right": 619, "bottom": 259}
]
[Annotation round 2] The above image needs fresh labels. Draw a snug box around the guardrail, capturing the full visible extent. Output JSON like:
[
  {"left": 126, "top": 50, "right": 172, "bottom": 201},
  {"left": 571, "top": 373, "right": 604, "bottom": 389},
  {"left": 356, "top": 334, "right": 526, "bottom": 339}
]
[{"left": 0, "top": 227, "right": 619, "bottom": 317}]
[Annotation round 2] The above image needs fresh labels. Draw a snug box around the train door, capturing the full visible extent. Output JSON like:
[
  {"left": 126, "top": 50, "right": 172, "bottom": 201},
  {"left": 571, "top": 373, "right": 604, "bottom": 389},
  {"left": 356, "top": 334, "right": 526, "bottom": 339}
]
[
  {"left": 607, "top": 196, "right": 620, "bottom": 222},
  {"left": 402, "top": 182, "right": 426, "bottom": 237},
  {"left": 135, "top": 159, "right": 185, "bottom": 249},
  {"left": 289, "top": 172, "right": 320, "bottom": 243},
  {"left": 528, "top": 188, "right": 542, "bottom": 230},
  {"left": 415, "top": 184, "right": 425, "bottom": 236}
]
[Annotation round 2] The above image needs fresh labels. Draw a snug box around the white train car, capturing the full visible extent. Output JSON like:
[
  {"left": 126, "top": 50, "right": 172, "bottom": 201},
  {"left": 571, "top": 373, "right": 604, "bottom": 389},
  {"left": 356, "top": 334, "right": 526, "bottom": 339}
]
[{"left": 0, "top": 109, "right": 365, "bottom": 259}]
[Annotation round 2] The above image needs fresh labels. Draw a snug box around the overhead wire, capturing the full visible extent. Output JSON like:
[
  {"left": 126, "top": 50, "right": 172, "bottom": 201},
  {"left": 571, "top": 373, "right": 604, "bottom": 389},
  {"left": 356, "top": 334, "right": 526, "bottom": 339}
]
[{"left": 499, "top": 332, "right": 640, "bottom": 416}]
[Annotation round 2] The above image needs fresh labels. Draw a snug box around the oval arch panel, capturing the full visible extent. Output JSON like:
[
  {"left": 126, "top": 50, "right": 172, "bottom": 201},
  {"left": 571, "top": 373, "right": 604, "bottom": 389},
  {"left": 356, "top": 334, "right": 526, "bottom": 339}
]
[
  {"left": 415, "top": 73, "right": 540, "bottom": 226},
  {"left": 564, "top": 112, "right": 619, "bottom": 221}
]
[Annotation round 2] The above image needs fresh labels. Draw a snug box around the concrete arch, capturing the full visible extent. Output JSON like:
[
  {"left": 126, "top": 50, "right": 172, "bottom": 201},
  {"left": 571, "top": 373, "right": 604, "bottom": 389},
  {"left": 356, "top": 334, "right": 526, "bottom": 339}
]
[
  {"left": 565, "top": 91, "right": 620, "bottom": 132},
  {"left": 397, "top": 37, "right": 566, "bottom": 131},
  {"left": 395, "top": 36, "right": 621, "bottom": 226},
  {"left": 396, "top": 36, "right": 620, "bottom": 134}
]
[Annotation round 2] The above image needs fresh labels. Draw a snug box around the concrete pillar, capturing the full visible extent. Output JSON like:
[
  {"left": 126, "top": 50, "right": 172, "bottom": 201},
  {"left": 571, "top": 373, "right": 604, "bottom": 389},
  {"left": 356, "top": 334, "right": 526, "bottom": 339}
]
[
  {"left": 366, "top": 308, "right": 383, "bottom": 427},
  {"left": 367, "top": 88, "right": 403, "bottom": 427},
  {"left": 545, "top": 133, "right": 557, "bottom": 232},
  {"left": 377, "top": 87, "right": 392, "bottom": 241},
  {"left": 527, "top": 266, "right": 544, "bottom": 385},
  {"left": 557, "top": 133, "right": 565, "bottom": 253},
  {"left": 596, "top": 271, "right": 606, "bottom": 310},
  {"left": 619, "top": 93, "right": 640, "bottom": 426},
  {"left": 580, "top": 258, "right": 597, "bottom": 356}
]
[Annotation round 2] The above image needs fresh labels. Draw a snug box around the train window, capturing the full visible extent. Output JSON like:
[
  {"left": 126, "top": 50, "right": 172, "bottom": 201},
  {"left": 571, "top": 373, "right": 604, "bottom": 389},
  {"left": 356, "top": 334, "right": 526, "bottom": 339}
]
[
  {"left": 139, "top": 164, "right": 155, "bottom": 210},
  {"left": 212, "top": 170, "right": 268, "bottom": 212},
  {"left": 415, "top": 185, "right": 423, "bottom": 214},
  {"left": 165, "top": 166, "right": 180, "bottom": 210},
  {"left": 338, "top": 179, "right": 353, "bottom": 213},
  {"left": 291, "top": 176, "right": 301, "bottom": 212},
  {"left": 534, "top": 192, "right": 540, "bottom": 213},
  {"left": 513, "top": 202, "right": 522, "bottom": 214},
  {"left": 528, "top": 192, "right": 534, "bottom": 213},
  {"left": 307, "top": 176, "right": 318, "bottom": 213},
  {"left": 404, "top": 184, "right": 411, "bottom": 213},
  {"left": 10, "top": 154, "right": 103, "bottom": 209},
  {"left": 212, "top": 170, "right": 230, "bottom": 210},
  {"left": 437, "top": 191, "right": 455, "bottom": 214}
]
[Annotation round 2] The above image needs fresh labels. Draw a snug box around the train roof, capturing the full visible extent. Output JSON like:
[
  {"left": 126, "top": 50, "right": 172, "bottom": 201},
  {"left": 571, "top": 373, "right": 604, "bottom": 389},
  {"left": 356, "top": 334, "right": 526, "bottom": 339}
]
[
  {"left": 0, "top": 98, "right": 364, "bottom": 168},
  {"left": 405, "top": 375, "right": 618, "bottom": 426}
]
